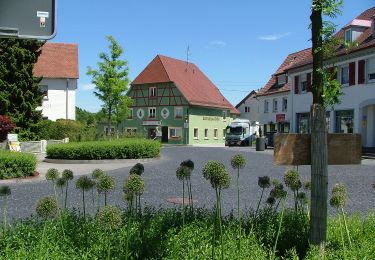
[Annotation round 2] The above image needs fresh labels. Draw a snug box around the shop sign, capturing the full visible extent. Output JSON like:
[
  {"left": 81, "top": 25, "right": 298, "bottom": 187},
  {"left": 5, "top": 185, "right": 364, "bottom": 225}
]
[
  {"left": 142, "top": 121, "right": 161, "bottom": 126},
  {"left": 203, "top": 116, "right": 220, "bottom": 121},
  {"left": 7, "top": 134, "right": 18, "bottom": 142},
  {"left": 276, "top": 114, "right": 285, "bottom": 123}
]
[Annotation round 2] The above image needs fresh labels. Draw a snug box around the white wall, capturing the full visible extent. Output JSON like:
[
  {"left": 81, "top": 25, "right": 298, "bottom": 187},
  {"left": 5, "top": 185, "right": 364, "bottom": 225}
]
[
  {"left": 257, "top": 92, "right": 290, "bottom": 125},
  {"left": 236, "top": 94, "right": 260, "bottom": 122},
  {"left": 37, "top": 78, "right": 77, "bottom": 121}
]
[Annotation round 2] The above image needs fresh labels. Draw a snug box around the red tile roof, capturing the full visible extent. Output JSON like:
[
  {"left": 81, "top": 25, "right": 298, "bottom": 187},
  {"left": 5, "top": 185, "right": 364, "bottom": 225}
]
[
  {"left": 256, "top": 48, "right": 311, "bottom": 97},
  {"left": 288, "top": 6, "right": 375, "bottom": 70},
  {"left": 132, "top": 55, "right": 240, "bottom": 114},
  {"left": 33, "top": 43, "right": 79, "bottom": 79}
]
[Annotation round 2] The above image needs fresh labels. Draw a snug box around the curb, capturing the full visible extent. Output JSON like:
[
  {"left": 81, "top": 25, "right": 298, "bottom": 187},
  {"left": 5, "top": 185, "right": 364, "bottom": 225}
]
[{"left": 43, "top": 157, "right": 160, "bottom": 164}]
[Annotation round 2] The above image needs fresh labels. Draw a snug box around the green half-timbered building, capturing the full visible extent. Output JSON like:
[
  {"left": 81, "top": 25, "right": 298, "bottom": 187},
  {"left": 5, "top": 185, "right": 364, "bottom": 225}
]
[{"left": 119, "top": 55, "right": 239, "bottom": 144}]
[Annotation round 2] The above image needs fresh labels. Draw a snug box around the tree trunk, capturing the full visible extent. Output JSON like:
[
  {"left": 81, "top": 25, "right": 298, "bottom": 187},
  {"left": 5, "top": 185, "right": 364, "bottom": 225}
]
[{"left": 310, "top": 0, "right": 329, "bottom": 246}]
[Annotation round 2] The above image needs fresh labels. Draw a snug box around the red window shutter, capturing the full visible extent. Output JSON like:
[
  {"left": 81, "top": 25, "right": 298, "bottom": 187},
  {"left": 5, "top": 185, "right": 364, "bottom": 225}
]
[
  {"left": 358, "top": 60, "right": 365, "bottom": 84},
  {"left": 307, "top": 73, "right": 312, "bottom": 92},
  {"left": 294, "top": 75, "right": 299, "bottom": 94},
  {"left": 349, "top": 62, "right": 356, "bottom": 86}
]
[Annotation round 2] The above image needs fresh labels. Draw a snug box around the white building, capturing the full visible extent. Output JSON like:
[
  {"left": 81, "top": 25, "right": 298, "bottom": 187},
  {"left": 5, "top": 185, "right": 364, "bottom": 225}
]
[
  {"left": 33, "top": 43, "right": 79, "bottom": 121},
  {"left": 288, "top": 7, "right": 375, "bottom": 149}
]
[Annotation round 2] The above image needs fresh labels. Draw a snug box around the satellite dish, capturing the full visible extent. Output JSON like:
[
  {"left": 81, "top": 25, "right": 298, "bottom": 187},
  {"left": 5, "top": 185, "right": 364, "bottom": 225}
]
[{"left": 0, "top": 0, "right": 56, "bottom": 40}]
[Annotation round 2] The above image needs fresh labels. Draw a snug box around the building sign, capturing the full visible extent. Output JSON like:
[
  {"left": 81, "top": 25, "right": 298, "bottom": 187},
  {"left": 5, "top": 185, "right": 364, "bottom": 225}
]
[
  {"left": 203, "top": 116, "right": 220, "bottom": 121},
  {"left": 7, "top": 134, "right": 18, "bottom": 142},
  {"left": 142, "top": 121, "right": 161, "bottom": 126},
  {"left": 276, "top": 114, "right": 285, "bottom": 123}
]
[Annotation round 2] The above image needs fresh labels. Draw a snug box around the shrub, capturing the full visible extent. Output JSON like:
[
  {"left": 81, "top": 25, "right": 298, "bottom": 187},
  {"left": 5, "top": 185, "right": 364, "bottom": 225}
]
[
  {"left": 0, "top": 115, "right": 15, "bottom": 142},
  {"left": 0, "top": 151, "right": 36, "bottom": 179},
  {"left": 46, "top": 139, "right": 161, "bottom": 160}
]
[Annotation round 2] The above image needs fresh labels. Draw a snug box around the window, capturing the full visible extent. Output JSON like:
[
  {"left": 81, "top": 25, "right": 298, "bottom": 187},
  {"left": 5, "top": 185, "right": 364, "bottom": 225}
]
[
  {"left": 214, "top": 129, "right": 218, "bottom": 139},
  {"left": 125, "top": 127, "right": 137, "bottom": 136},
  {"left": 297, "top": 113, "right": 310, "bottom": 134},
  {"left": 148, "top": 107, "right": 156, "bottom": 118},
  {"left": 277, "top": 74, "right": 286, "bottom": 86},
  {"left": 223, "top": 111, "right": 227, "bottom": 120},
  {"left": 222, "top": 129, "right": 226, "bottom": 139},
  {"left": 127, "top": 108, "right": 133, "bottom": 120},
  {"left": 300, "top": 74, "right": 307, "bottom": 92},
  {"left": 335, "top": 110, "right": 354, "bottom": 133},
  {"left": 245, "top": 106, "right": 250, "bottom": 113},
  {"left": 149, "top": 87, "right": 156, "bottom": 97},
  {"left": 273, "top": 99, "right": 278, "bottom": 112},
  {"left": 282, "top": 98, "right": 288, "bottom": 112},
  {"left": 264, "top": 100, "right": 269, "bottom": 113},
  {"left": 326, "top": 111, "right": 331, "bottom": 133},
  {"left": 367, "top": 57, "right": 375, "bottom": 82},
  {"left": 340, "top": 65, "right": 349, "bottom": 85},
  {"left": 174, "top": 107, "right": 183, "bottom": 119},
  {"left": 104, "top": 126, "right": 115, "bottom": 136},
  {"left": 40, "top": 85, "right": 48, "bottom": 99},
  {"left": 345, "top": 29, "right": 352, "bottom": 43},
  {"left": 169, "top": 127, "right": 182, "bottom": 139},
  {"left": 193, "top": 128, "right": 199, "bottom": 139},
  {"left": 204, "top": 129, "right": 208, "bottom": 139}
]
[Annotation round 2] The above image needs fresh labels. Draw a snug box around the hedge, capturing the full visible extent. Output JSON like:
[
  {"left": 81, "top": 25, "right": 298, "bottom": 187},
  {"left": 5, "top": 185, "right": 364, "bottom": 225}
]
[
  {"left": 46, "top": 139, "right": 161, "bottom": 160},
  {"left": 0, "top": 151, "right": 37, "bottom": 179}
]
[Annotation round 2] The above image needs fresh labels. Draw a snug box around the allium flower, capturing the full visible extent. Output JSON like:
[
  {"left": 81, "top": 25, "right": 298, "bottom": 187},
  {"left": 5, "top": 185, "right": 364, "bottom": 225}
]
[
  {"left": 270, "top": 184, "right": 287, "bottom": 199},
  {"left": 266, "top": 196, "right": 276, "bottom": 206},
  {"left": 202, "top": 161, "right": 231, "bottom": 189},
  {"left": 258, "top": 176, "right": 271, "bottom": 189},
  {"left": 129, "top": 163, "right": 145, "bottom": 176},
  {"left": 271, "top": 179, "right": 280, "bottom": 187},
  {"left": 0, "top": 185, "right": 11, "bottom": 196},
  {"left": 46, "top": 168, "right": 60, "bottom": 182},
  {"left": 202, "top": 161, "right": 225, "bottom": 181},
  {"left": 76, "top": 176, "right": 94, "bottom": 190},
  {"left": 284, "top": 170, "right": 301, "bottom": 191},
  {"left": 62, "top": 169, "right": 74, "bottom": 181},
  {"left": 230, "top": 154, "right": 246, "bottom": 170},
  {"left": 96, "top": 206, "right": 123, "bottom": 231},
  {"left": 36, "top": 196, "right": 58, "bottom": 218},
  {"left": 56, "top": 177, "right": 67, "bottom": 188},
  {"left": 176, "top": 166, "right": 191, "bottom": 181},
  {"left": 124, "top": 174, "right": 144, "bottom": 195},
  {"left": 303, "top": 181, "right": 311, "bottom": 191},
  {"left": 92, "top": 169, "right": 105, "bottom": 179},
  {"left": 97, "top": 175, "right": 116, "bottom": 193},
  {"left": 297, "top": 192, "right": 308, "bottom": 205},
  {"left": 180, "top": 159, "right": 194, "bottom": 171},
  {"left": 330, "top": 183, "right": 347, "bottom": 208}
]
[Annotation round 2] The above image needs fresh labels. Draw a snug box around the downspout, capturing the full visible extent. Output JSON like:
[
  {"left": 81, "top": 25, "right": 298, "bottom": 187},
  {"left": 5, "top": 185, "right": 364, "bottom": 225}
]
[{"left": 66, "top": 79, "right": 70, "bottom": 120}]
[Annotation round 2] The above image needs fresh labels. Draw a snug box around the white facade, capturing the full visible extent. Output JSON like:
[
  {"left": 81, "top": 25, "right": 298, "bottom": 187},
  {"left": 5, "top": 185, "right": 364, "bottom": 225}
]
[
  {"left": 289, "top": 50, "right": 375, "bottom": 148},
  {"left": 37, "top": 78, "right": 77, "bottom": 121},
  {"left": 236, "top": 92, "right": 260, "bottom": 122}
]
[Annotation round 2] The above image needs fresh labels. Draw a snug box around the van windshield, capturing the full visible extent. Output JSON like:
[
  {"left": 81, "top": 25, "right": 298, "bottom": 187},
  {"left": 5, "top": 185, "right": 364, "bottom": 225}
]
[{"left": 226, "top": 126, "right": 243, "bottom": 135}]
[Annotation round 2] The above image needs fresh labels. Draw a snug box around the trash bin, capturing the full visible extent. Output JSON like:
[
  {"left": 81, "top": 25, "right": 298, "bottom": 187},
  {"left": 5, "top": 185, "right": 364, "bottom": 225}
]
[{"left": 256, "top": 137, "right": 265, "bottom": 151}]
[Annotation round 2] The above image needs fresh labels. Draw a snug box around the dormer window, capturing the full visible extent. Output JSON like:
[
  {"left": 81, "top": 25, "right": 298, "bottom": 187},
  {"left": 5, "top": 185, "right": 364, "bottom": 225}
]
[
  {"left": 345, "top": 29, "right": 352, "bottom": 43},
  {"left": 277, "top": 74, "right": 286, "bottom": 86}
]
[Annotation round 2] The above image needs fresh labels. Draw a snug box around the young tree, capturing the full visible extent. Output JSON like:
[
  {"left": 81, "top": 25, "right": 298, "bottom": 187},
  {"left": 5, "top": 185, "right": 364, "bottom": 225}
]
[
  {"left": 86, "top": 36, "right": 132, "bottom": 137},
  {"left": 0, "top": 39, "right": 45, "bottom": 140},
  {"left": 310, "top": 0, "right": 342, "bottom": 246}
]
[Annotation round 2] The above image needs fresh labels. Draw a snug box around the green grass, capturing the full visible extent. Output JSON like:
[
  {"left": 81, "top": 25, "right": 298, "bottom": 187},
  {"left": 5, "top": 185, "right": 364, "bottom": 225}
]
[
  {"left": 0, "top": 151, "right": 36, "bottom": 179},
  {"left": 46, "top": 139, "right": 161, "bottom": 160}
]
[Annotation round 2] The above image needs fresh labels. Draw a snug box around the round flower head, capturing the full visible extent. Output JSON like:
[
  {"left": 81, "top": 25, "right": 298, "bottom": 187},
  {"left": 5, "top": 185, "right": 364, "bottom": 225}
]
[
  {"left": 270, "top": 183, "right": 287, "bottom": 199},
  {"left": 330, "top": 183, "right": 347, "bottom": 208},
  {"left": 123, "top": 190, "right": 134, "bottom": 202},
  {"left": 36, "top": 196, "right": 58, "bottom": 219},
  {"left": 56, "top": 177, "right": 67, "bottom": 188},
  {"left": 266, "top": 196, "right": 276, "bottom": 206},
  {"left": 180, "top": 159, "right": 194, "bottom": 171},
  {"left": 96, "top": 206, "right": 123, "bottom": 231},
  {"left": 123, "top": 174, "right": 144, "bottom": 194},
  {"left": 176, "top": 166, "right": 191, "bottom": 181},
  {"left": 271, "top": 179, "right": 280, "bottom": 187},
  {"left": 62, "top": 169, "right": 74, "bottom": 181},
  {"left": 205, "top": 163, "right": 231, "bottom": 189},
  {"left": 96, "top": 175, "right": 116, "bottom": 193},
  {"left": 303, "top": 180, "right": 311, "bottom": 191},
  {"left": 92, "top": 169, "right": 105, "bottom": 179},
  {"left": 297, "top": 192, "right": 308, "bottom": 205},
  {"left": 76, "top": 176, "right": 94, "bottom": 191},
  {"left": 202, "top": 160, "right": 226, "bottom": 181},
  {"left": 230, "top": 154, "right": 246, "bottom": 170},
  {"left": 258, "top": 176, "right": 271, "bottom": 189},
  {"left": 129, "top": 163, "right": 145, "bottom": 176},
  {"left": 283, "top": 169, "right": 301, "bottom": 191},
  {"left": 0, "top": 185, "right": 11, "bottom": 196},
  {"left": 46, "top": 168, "right": 60, "bottom": 182}
]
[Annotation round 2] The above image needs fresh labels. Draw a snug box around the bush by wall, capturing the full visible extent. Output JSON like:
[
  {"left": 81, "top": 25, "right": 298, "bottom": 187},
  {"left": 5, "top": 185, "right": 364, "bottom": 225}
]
[
  {"left": 0, "top": 151, "right": 37, "bottom": 179},
  {"left": 46, "top": 139, "right": 161, "bottom": 160},
  {"left": 0, "top": 115, "right": 15, "bottom": 142}
]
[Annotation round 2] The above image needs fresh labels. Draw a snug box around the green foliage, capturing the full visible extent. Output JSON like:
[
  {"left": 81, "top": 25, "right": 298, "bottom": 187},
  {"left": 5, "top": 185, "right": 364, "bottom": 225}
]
[
  {"left": 46, "top": 139, "right": 161, "bottom": 160},
  {"left": 0, "top": 151, "right": 36, "bottom": 179},
  {"left": 180, "top": 159, "right": 194, "bottom": 170},
  {"left": 0, "top": 115, "right": 15, "bottom": 142},
  {"left": 129, "top": 163, "right": 144, "bottom": 176},
  {"left": 330, "top": 183, "right": 347, "bottom": 208},
  {"left": 76, "top": 176, "right": 94, "bottom": 191},
  {"left": 86, "top": 36, "right": 132, "bottom": 132},
  {"left": 96, "top": 206, "right": 123, "bottom": 231},
  {"left": 35, "top": 196, "right": 58, "bottom": 219},
  {"left": 284, "top": 169, "right": 301, "bottom": 192},
  {"left": 175, "top": 166, "right": 191, "bottom": 181},
  {"left": 202, "top": 160, "right": 230, "bottom": 189},
  {"left": 230, "top": 153, "right": 246, "bottom": 169},
  {"left": 124, "top": 174, "right": 144, "bottom": 195},
  {"left": 46, "top": 168, "right": 60, "bottom": 182},
  {"left": 0, "top": 39, "right": 45, "bottom": 140},
  {"left": 56, "top": 178, "right": 67, "bottom": 188},
  {"left": 92, "top": 168, "right": 105, "bottom": 179},
  {"left": 258, "top": 176, "right": 271, "bottom": 189},
  {"left": 62, "top": 169, "right": 74, "bottom": 181},
  {"left": 76, "top": 107, "right": 97, "bottom": 127}
]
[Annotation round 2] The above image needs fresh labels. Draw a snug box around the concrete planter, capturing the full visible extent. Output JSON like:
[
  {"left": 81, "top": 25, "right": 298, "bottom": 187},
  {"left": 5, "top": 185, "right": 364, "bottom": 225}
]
[{"left": 273, "top": 133, "right": 362, "bottom": 165}]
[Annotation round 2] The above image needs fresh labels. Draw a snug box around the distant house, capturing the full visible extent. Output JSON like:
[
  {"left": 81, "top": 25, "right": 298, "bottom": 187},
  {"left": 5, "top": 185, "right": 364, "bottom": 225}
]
[
  {"left": 118, "top": 55, "right": 239, "bottom": 144},
  {"left": 33, "top": 43, "right": 79, "bottom": 121}
]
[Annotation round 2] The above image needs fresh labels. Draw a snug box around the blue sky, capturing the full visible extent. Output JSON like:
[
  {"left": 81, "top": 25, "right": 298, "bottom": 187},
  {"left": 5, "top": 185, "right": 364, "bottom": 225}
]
[{"left": 51, "top": 0, "right": 374, "bottom": 112}]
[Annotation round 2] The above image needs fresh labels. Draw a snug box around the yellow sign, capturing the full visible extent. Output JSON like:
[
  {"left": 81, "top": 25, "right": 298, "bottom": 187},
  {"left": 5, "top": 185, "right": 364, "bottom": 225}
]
[
  {"left": 203, "top": 116, "right": 220, "bottom": 121},
  {"left": 9, "top": 141, "right": 21, "bottom": 152}
]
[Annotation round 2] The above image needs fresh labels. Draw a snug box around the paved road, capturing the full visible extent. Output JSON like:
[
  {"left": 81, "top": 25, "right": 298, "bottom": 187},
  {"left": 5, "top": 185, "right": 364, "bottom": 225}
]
[{"left": 1, "top": 146, "right": 375, "bottom": 221}]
